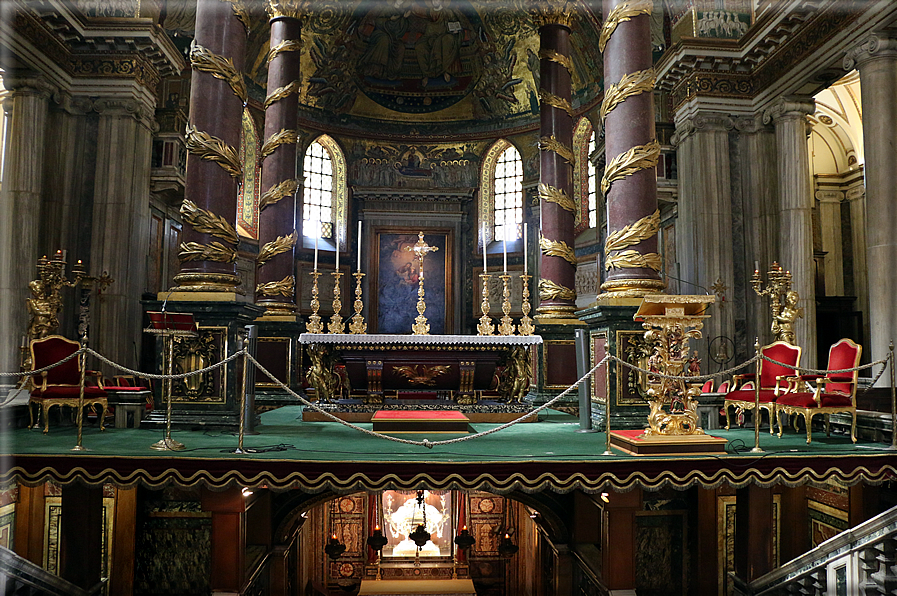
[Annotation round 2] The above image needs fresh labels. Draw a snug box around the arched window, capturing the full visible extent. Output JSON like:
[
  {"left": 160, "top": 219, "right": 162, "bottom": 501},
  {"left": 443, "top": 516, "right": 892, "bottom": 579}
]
[
  {"left": 573, "top": 117, "right": 598, "bottom": 233},
  {"left": 587, "top": 132, "right": 598, "bottom": 228},
  {"left": 302, "top": 135, "right": 347, "bottom": 248},
  {"left": 480, "top": 140, "right": 523, "bottom": 246}
]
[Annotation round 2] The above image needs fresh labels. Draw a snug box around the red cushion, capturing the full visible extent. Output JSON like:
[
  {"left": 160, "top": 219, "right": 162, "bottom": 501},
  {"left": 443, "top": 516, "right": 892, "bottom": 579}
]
[
  {"left": 31, "top": 386, "right": 107, "bottom": 399},
  {"left": 777, "top": 392, "right": 854, "bottom": 408},
  {"left": 31, "top": 337, "right": 81, "bottom": 385},
  {"left": 725, "top": 389, "right": 779, "bottom": 403},
  {"left": 760, "top": 343, "right": 800, "bottom": 388}
]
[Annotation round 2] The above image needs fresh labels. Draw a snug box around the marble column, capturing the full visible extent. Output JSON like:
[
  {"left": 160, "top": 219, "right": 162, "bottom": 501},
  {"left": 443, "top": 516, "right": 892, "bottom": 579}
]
[
  {"left": 599, "top": 0, "right": 664, "bottom": 299},
  {"left": 763, "top": 97, "right": 817, "bottom": 367},
  {"left": 0, "top": 77, "right": 54, "bottom": 378},
  {"left": 173, "top": 0, "right": 247, "bottom": 295},
  {"left": 533, "top": 3, "right": 577, "bottom": 321},
  {"left": 671, "top": 112, "right": 735, "bottom": 367},
  {"left": 257, "top": 1, "right": 302, "bottom": 318},
  {"left": 89, "top": 97, "right": 156, "bottom": 368},
  {"left": 815, "top": 190, "right": 844, "bottom": 296},
  {"left": 846, "top": 182, "right": 869, "bottom": 351},
  {"left": 845, "top": 33, "right": 897, "bottom": 378}
]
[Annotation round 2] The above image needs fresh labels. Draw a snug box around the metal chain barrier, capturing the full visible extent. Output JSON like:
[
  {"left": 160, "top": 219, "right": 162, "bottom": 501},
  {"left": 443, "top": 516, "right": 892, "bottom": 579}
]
[
  {"left": 609, "top": 352, "right": 761, "bottom": 382},
  {"left": 759, "top": 353, "right": 889, "bottom": 376},
  {"left": 0, "top": 347, "right": 85, "bottom": 377},
  {"left": 85, "top": 347, "right": 240, "bottom": 380}
]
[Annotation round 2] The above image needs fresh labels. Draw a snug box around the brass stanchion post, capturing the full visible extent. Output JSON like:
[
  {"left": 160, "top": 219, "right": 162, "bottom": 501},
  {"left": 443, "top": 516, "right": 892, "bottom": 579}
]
[
  {"left": 71, "top": 349, "right": 88, "bottom": 452},
  {"left": 235, "top": 347, "right": 249, "bottom": 454},
  {"left": 889, "top": 341, "right": 896, "bottom": 451},
  {"left": 751, "top": 338, "right": 764, "bottom": 453}
]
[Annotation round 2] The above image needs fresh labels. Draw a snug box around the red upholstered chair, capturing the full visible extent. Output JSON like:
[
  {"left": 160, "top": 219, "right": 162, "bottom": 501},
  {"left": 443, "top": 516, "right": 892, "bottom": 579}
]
[
  {"left": 717, "top": 381, "right": 730, "bottom": 393},
  {"left": 724, "top": 341, "right": 801, "bottom": 433},
  {"left": 701, "top": 380, "right": 714, "bottom": 393},
  {"left": 775, "top": 338, "right": 862, "bottom": 444},
  {"left": 28, "top": 335, "right": 108, "bottom": 434}
]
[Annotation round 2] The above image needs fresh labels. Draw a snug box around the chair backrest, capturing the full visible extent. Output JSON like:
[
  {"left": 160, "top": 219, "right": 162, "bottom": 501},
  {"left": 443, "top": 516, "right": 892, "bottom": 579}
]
[
  {"left": 701, "top": 380, "right": 714, "bottom": 393},
  {"left": 718, "top": 380, "right": 730, "bottom": 393},
  {"left": 760, "top": 341, "right": 801, "bottom": 389},
  {"left": 30, "top": 335, "right": 80, "bottom": 386},
  {"left": 826, "top": 338, "right": 862, "bottom": 396}
]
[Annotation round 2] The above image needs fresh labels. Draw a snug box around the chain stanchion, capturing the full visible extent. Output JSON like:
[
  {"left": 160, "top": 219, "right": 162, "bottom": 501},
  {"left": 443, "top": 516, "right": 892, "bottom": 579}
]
[
  {"left": 889, "top": 342, "right": 896, "bottom": 451},
  {"left": 71, "top": 350, "right": 88, "bottom": 452},
  {"left": 751, "top": 338, "right": 763, "bottom": 453},
  {"left": 234, "top": 348, "right": 249, "bottom": 454}
]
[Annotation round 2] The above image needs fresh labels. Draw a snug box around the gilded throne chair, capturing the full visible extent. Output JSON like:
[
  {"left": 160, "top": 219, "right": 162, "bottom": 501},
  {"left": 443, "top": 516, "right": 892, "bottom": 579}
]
[{"left": 724, "top": 341, "right": 802, "bottom": 433}]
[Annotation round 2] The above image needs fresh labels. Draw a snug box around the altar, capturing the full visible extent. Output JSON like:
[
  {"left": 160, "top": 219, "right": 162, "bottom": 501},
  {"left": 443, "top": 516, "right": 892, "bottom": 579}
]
[{"left": 299, "top": 334, "right": 542, "bottom": 422}]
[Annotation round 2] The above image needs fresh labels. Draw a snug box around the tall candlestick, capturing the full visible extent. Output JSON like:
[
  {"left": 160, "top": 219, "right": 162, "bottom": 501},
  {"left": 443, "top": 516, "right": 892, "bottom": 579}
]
[
  {"left": 503, "top": 233, "right": 507, "bottom": 273},
  {"left": 482, "top": 225, "right": 487, "bottom": 272},
  {"left": 523, "top": 223, "right": 528, "bottom": 275},
  {"left": 357, "top": 221, "right": 362, "bottom": 270},
  {"left": 314, "top": 224, "right": 319, "bottom": 271},
  {"left": 335, "top": 226, "right": 340, "bottom": 270}
]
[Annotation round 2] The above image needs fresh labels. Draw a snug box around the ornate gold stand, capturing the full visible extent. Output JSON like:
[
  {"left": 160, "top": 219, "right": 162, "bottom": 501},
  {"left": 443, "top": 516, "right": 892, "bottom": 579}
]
[
  {"left": 405, "top": 232, "right": 438, "bottom": 336},
  {"left": 328, "top": 271, "right": 344, "bottom": 334},
  {"left": 307, "top": 270, "right": 324, "bottom": 334},
  {"left": 477, "top": 273, "right": 494, "bottom": 336},
  {"left": 518, "top": 274, "right": 534, "bottom": 336},
  {"left": 751, "top": 262, "right": 801, "bottom": 343},
  {"left": 497, "top": 274, "right": 515, "bottom": 336},
  {"left": 349, "top": 272, "right": 367, "bottom": 334}
]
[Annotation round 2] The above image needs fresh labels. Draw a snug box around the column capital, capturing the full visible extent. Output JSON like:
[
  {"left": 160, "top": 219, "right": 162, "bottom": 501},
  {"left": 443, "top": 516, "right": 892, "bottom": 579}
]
[
  {"left": 531, "top": 0, "right": 578, "bottom": 29},
  {"left": 844, "top": 33, "right": 897, "bottom": 71},
  {"left": 4, "top": 76, "right": 55, "bottom": 101},
  {"left": 671, "top": 112, "right": 733, "bottom": 145},
  {"left": 815, "top": 190, "right": 844, "bottom": 203},
  {"left": 845, "top": 185, "right": 866, "bottom": 202},
  {"left": 266, "top": 0, "right": 305, "bottom": 20},
  {"left": 762, "top": 96, "right": 814, "bottom": 126}
]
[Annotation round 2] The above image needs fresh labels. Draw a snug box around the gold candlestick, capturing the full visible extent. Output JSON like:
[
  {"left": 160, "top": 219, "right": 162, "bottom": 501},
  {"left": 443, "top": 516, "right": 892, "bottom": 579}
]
[
  {"left": 477, "top": 273, "right": 495, "bottom": 336},
  {"left": 751, "top": 262, "right": 800, "bottom": 343},
  {"left": 518, "top": 273, "right": 534, "bottom": 335},
  {"left": 349, "top": 272, "right": 367, "bottom": 334},
  {"left": 328, "top": 271, "right": 345, "bottom": 334},
  {"left": 306, "top": 270, "right": 324, "bottom": 333},
  {"left": 497, "top": 273, "right": 516, "bottom": 336}
]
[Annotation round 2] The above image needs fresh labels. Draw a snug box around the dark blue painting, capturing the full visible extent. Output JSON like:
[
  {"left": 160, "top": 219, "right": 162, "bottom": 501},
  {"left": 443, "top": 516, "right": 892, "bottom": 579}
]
[{"left": 375, "top": 230, "right": 450, "bottom": 334}]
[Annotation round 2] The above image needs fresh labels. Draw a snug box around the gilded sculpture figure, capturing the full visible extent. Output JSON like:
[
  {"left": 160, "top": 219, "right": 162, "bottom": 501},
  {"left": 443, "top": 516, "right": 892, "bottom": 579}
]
[{"left": 771, "top": 290, "right": 803, "bottom": 344}]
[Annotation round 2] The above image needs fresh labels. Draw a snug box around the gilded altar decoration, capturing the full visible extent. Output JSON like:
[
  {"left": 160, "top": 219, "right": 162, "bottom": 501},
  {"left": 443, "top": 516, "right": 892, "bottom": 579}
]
[
  {"left": 189, "top": 41, "right": 247, "bottom": 104},
  {"left": 498, "top": 274, "right": 516, "bottom": 336},
  {"left": 260, "top": 129, "right": 298, "bottom": 159},
  {"left": 328, "top": 271, "right": 345, "bottom": 334},
  {"left": 605, "top": 209, "right": 659, "bottom": 252},
  {"left": 185, "top": 125, "right": 243, "bottom": 179},
  {"left": 348, "top": 272, "right": 367, "bottom": 334},
  {"left": 259, "top": 178, "right": 299, "bottom": 210},
  {"left": 539, "top": 89, "right": 573, "bottom": 117},
  {"left": 256, "top": 275, "right": 295, "bottom": 299},
  {"left": 538, "top": 278, "right": 576, "bottom": 302},
  {"left": 605, "top": 249, "right": 662, "bottom": 271},
  {"left": 498, "top": 346, "right": 532, "bottom": 403},
  {"left": 264, "top": 80, "right": 301, "bottom": 109},
  {"left": 539, "top": 235, "right": 577, "bottom": 265},
  {"left": 394, "top": 365, "right": 451, "bottom": 387},
  {"left": 518, "top": 274, "right": 535, "bottom": 335},
  {"left": 477, "top": 274, "right": 495, "bottom": 336},
  {"left": 306, "top": 270, "right": 324, "bottom": 333},
  {"left": 634, "top": 295, "right": 716, "bottom": 437},
  {"left": 180, "top": 199, "right": 239, "bottom": 245},
  {"left": 600, "top": 68, "right": 656, "bottom": 121},
  {"left": 173, "top": 331, "right": 217, "bottom": 400},
  {"left": 539, "top": 48, "right": 572, "bottom": 72},
  {"left": 538, "top": 135, "right": 575, "bottom": 165},
  {"left": 751, "top": 263, "right": 802, "bottom": 343},
  {"left": 599, "top": 0, "right": 653, "bottom": 52},
  {"left": 257, "top": 230, "right": 298, "bottom": 265},
  {"left": 178, "top": 241, "right": 238, "bottom": 263},
  {"left": 601, "top": 139, "right": 661, "bottom": 196},
  {"left": 266, "top": 0, "right": 305, "bottom": 21},
  {"left": 306, "top": 344, "right": 339, "bottom": 401},
  {"left": 537, "top": 182, "right": 576, "bottom": 213},
  {"left": 267, "top": 39, "right": 303, "bottom": 66},
  {"left": 403, "top": 232, "right": 439, "bottom": 336}
]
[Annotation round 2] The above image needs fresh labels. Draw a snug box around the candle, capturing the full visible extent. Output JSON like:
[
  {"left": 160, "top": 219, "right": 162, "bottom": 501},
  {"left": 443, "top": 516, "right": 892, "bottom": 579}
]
[
  {"left": 335, "top": 226, "right": 340, "bottom": 271},
  {"left": 523, "top": 223, "right": 528, "bottom": 275},
  {"left": 754, "top": 260, "right": 759, "bottom": 272},
  {"left": 357, "top": 221, "right": 362, "bottom": 270},
  {"left": 503, "top": 232, "right": 507, "bottom": 273},
  {"left": 314, "top": 224, "right": 319, "bottom": 271},
  {"left": 482, "top": 225, "right": 487, "bottom": 272}
]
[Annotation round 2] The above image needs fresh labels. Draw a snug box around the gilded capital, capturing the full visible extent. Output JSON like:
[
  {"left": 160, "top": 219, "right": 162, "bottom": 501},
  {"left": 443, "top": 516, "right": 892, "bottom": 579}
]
[
  {"left": 531, "top": 0, "right": 578, "bottom": 29},
  {"left": 762, "top": 96, "right": 815, "bottom": 126},
  {"left": 266, "top": 0, "right": 304, "bottom": 20},
  {"left": 844, "top": 33, "right": 897, "bottom": 71}
]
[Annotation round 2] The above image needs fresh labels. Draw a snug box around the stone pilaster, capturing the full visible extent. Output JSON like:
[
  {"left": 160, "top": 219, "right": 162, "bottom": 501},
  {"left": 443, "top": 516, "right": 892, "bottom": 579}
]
[
  {"left": 0, "top": 77, "right": 54, "bottom": 377},
  {"left": 815, "top": 190, "right": 844, "bottom": 296},
  {"left": 845, "top": 182, "right": 869, "bottom": 351},
  {"left": 845, "top": 33, "right": 897, "bottom": 378},
  {"left": 671, "top": 112, "right": 735, "bottom": 367},
  {"left": 763, "top": 97, "right": 817, "bottom": 366}
]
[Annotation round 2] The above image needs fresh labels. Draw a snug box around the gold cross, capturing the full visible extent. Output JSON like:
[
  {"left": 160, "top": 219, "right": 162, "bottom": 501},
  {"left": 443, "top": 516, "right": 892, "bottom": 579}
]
[{"left": 406, "top": 232, "right": 439, "bottom": 261}]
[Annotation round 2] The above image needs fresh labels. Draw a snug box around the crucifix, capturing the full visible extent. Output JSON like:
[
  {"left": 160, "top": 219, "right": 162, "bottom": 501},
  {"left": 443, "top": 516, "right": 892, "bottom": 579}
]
[{"left": 404, "top": 232, "right": 439, "bottom": 335}]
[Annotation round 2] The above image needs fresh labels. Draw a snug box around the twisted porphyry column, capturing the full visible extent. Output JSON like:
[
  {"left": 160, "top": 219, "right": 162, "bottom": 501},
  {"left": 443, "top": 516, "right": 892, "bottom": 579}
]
[
  {"left": 598, "top": 0, "right": 664, "bottom": 298},
  {"left": 533, "top": 1, "right": 578, "bottom": 321},
  {"left": 172, "top": 0, "right": 249, "bottom": 294},
  {"left": 256, "top": 0, "right": 303, "bottom": 316}
]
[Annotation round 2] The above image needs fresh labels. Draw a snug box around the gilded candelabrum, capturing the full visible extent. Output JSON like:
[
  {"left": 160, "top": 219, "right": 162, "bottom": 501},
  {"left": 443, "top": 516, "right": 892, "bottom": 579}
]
[
  {"left": 751, "top": 262, "right": 801, "bottom": 343},
  {"left": 635, "top": 295, "right": 716, "bottom": 437},
  {"left": 518, "top": 274, "right": 534, "bottom": 336},
  {"left": 306, "top": 270, "right": 324, "bottom": 333},
  {"left": 328, "top": 271, "right": 345, "bottom": 334},
  {"left": 477, "top": 273, "right": 494, "bottom": 336},
  {"left": 404, "top": 232, "right": 439, "bottom": 336},
  {"left": 348, "top": 272, "right": 367, "bottom": 334},
  {"left": 497, "top": 273, "right": 515, "bottom": 336}
]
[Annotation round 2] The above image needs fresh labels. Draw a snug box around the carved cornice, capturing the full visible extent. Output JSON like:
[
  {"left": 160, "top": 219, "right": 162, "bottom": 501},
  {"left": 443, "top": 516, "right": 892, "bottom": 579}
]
[
  {"left": 762, "top": 96, "right": 815, "bottom": 126},
  {"left": 844, "top": 33, "right": 897, "bottom": 70}
]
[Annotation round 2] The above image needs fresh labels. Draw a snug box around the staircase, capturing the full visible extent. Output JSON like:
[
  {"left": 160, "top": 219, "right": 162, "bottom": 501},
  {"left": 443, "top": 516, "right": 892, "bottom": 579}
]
[{"left": 0, "top": 546, "right": 105, "bottom": 596}]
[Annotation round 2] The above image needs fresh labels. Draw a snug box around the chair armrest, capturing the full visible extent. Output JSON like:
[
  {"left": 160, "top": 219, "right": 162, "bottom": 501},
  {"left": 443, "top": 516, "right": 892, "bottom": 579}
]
[
  {"left": 774, "top": 375, "right": 796, "bottom": 396},
  {"left": 731, "top": 373, "right": 754, "bottom": 390},
  {"left": 85, "top": 370, "right": 104, "bottom": 389},
  {"left": 828, "top": 374, "right": 855, "bottom": 383},
  {"left": 798, "top": 374, "right": 825, "bottom": 381}
]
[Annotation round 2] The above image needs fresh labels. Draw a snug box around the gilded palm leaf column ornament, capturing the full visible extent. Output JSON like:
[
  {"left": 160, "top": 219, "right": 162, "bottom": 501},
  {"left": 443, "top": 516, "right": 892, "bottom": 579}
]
[
  {"left": 598, "top": 0, "right": 665, "bottom": 299},
  {"left": 256, "top": 0, "right": 306, "bottom": 317},
  {"left": 531, "top": 0, "right": 580, "bottom": 322},
  {"left": 403, "top": 232, "right": 439, "bottom": 335},
  {"left": 171, "top": 0, "right": 248, "bottom": 295}
]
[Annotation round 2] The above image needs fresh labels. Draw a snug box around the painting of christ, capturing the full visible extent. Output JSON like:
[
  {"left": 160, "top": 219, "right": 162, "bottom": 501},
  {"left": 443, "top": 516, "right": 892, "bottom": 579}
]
[{"left": 372, "top": 228, "right": 451, "bottom": 334}]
